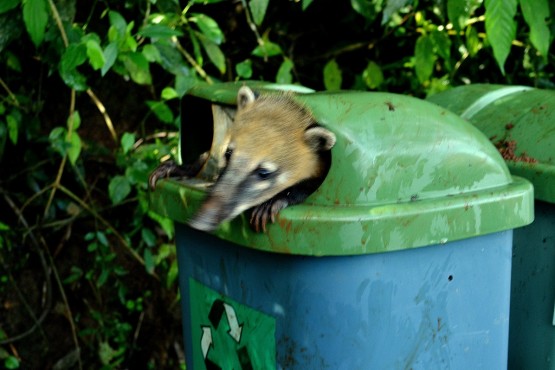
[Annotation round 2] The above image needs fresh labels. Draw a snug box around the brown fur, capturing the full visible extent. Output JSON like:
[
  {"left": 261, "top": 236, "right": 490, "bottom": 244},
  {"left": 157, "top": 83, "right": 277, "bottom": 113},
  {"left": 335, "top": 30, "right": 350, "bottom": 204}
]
[
  {"left": 230, "top": 94, "right": 324, "bottom": 192},
  {"left": 150, "top": 86, "right": 337, "bottom": 232},
  {"left": 188, "top": 86, "right": 336, "bottom": 232}
]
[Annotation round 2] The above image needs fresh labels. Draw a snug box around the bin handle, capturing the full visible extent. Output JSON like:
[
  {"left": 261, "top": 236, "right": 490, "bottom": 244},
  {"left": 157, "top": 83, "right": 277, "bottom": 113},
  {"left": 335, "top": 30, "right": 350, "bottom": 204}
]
[{"left": 461, "top": 86, "right": 532, "bottom": 120}]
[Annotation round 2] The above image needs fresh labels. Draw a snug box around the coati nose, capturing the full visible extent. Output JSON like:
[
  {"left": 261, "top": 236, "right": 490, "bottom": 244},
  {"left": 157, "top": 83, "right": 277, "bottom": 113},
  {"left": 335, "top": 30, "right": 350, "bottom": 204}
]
[
  {"left": 187, "top": 195, "right": 233, "bottom": 232},
  {"left": 187, "top": 215, "right": 219, "bottom": 232}
]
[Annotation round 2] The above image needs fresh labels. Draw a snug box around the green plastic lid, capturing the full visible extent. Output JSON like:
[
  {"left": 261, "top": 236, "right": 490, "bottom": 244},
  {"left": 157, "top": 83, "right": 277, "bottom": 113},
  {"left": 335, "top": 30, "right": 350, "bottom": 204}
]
[
  {"left": 150, "top": 82, "right": 533, "bottom": 256},
  {"left": 428, "top": 84, "right": 555, "bottom": 204}
]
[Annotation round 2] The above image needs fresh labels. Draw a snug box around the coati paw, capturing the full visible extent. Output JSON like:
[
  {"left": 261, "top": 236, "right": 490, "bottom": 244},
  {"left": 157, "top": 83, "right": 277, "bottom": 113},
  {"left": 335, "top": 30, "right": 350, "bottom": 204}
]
[
  {"left": 149, "top": 153, "right": 210, "bottom": 190},
  {"left": 148, "top": 160, "right": 181, "bottom": 190},
  {"left": 250, "top": 198, "right": 289, "bottom": 233}
]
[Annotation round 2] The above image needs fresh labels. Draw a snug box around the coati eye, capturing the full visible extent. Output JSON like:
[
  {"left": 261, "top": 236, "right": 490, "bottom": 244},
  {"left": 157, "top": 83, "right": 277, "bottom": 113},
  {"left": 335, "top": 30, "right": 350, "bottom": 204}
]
[
  {"left": 255, "top": 167, "right": 274, "bottom": 180},
  {"left": 224, "top": 148, "right": 233, "bottom": 161}
]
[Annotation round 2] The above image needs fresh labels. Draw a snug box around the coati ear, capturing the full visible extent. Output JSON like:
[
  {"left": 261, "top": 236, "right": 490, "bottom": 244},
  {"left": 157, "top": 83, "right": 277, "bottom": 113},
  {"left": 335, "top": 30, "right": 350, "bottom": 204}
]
[
  {"left": 237, "top": 86, "right": 257, "bottom": 110},
  {"left": 304, "top": 126, "right": 336, "bottom": 151}
]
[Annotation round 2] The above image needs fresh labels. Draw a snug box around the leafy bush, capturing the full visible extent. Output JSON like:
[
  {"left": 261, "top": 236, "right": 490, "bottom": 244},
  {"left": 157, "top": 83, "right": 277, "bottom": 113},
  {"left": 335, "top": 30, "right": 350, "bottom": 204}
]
[{"left": 0, "top": 0, "right": 552, "bottom": 368}]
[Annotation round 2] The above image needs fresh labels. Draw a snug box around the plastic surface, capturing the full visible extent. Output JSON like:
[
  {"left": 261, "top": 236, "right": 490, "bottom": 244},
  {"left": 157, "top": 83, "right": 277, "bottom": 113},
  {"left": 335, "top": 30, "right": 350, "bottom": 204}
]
[
  {"left": 177, "top": 224, "right": 514, "bottom": 370},
  {"left": 427, "top": 84, "right": 555, "bottom": 370},
  {"left": 428, "top": 84, "right": 555, "bottom": 203},
  {"left": 508, "top": 201, "right": 555, "bottom": 369},
  {"left": 150, "top": 82, "right": 533, "bottom": 255}
]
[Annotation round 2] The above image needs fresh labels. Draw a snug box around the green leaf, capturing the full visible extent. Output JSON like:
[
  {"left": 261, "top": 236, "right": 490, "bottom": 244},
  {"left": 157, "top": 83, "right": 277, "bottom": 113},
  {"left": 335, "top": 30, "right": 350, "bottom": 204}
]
[
  {"left": 249, "top": 0, "right": 269, "bottom": 25},
  {"left": 146, "top": 101, "right": 174, "bottom": 124},
  {"left": 49, "top": 126, "right": 68, "bottom": 156},
  {"left": 86, "top": 39, "right": 105, "bottom": 70},
  {"left": 122, "top": 52, "right": 152, "bottom": 85},
  {"left": 67, "top": 110, "right": 80, "bottom": 130},
  {"left": 190, "top": 13, "right": 224, "bottom": 44},
  {"left": 155, "top": 41, "right": 190, "bottom": 75},
  {"left": 99, "top": 341, "right": 118, "bottom": 365},
  {"left": 236, "top": 59, "right": 253, "bottom": 79},
  {"left": 197, "top": 35, "right": 226, "bottom": 74},
  {"left": 302, "top": 0, "right": 314, "bottom": 10},
  {"left": 276, "top": 59, "right": 294, "bottom": 84},
  {"left": 175, "top": 74, "right": 196, "bottom": 97},
  {"left": 125, "top": 22, "right": 138, "bottom": 52},
  {"left": 101, "top": 42, "right": 118, "bottom": 76},
  {"left": 144, "top": 248, "right": 155, "bottom": 274},
  {"left": 430, "top": 29, "right": 451, "bottom": 62},
  {"left": 121, "top": 132, "right": 135, "bottom": 154},
  {"left": 4, "top": 356, "right": 20, "bottom": 369},
  {"left": 252, "top": 40, "right": 282, "bottom": 57},
  {"left": 323, "top": 59, "right": 342, "bottom": 90},
  {"left": 108, "top": 175, "right": 131, "bottom": 204},
  {"left": 59, "top": 43, "right": 88, "bottom": 90},
  {"left": 189, "top": 28, "right": 203, "bottom": 65},
  {"left": 96, "top": 231, "right": 109, "bottom": 246},
  {"left": 84, "top": 232, "right": 95, "bottom": 241},
  {"left": 414, "top": 34, "right": 436, "bottom": 83},
  {"left": 519, "top": 0, "right": 550, "bottom": 58},
  {"left": 139, "top": 24, "right": 183, "bottom": 39},
  {"left": 108, "top": 11, "right": 127, "bottom": 38},
  {"left": 382, "top": 0, "right": 411, "bottom": 24},
  {"left": 154, "top": 243, "right": 171, "bottom": 264},
  {"left": 66, "top": 132, "right": 82, "bottom": 165},
  {"left": 141, "top": 228, "right": 156, "bottom": 247},
  {"left": 427, "top": 76, "right": 451, "bottom": 97},
  {"left": 125, "top": 160, "right": 149, "bottom": 185},
  {"left": 142, "top": 44, "right": 161, "bottom": 63},
  {"left": 351, "top": 0, "right": 379, "bottom": 21},
  {"left": 148, "top": 211, "right": 174, "bottom": 239},
  {"left": 161, "top": 87, "right": 179, "bottom": 100},
  {"left": 465, "top": 25, "right": 481, "bottom": 56},
  {"left": 60, "top": 43, "right": 88, "bottom": 70},
  {"left": 0, "top": 0, "right": 20, "bottom": 14},
  {"left": 6, "top": 114, "right": 18, "bottom": 145},
  {"left": 362, "top": 60, "right": 384, "bottom": 89},
  {"left": 23, "top": 0, "right": 48, "bottom": 47},
  {"left": 447, "top": 0, "right": 481, "bottom": 31},
  {"left": 166, "top": 259, "right": 178, "bottom": 288},
  {"left": 484, "top": 0, "right": 517, "bottom": 74},
  {"left": 5, "top": 51, "right": 21, "bottom": 72},
  {"left": 63, "top": 266, "right": 83, "bottom": 284}
]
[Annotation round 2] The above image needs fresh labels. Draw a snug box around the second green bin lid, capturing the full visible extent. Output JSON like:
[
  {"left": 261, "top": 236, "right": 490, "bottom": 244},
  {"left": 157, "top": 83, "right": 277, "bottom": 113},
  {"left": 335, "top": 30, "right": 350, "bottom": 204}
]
[
  {"left": 428, "top": 84, "right": 554, "bottom": 204},
  {"left": 150, "top": 82, "right": 533, "bottom": 256}
]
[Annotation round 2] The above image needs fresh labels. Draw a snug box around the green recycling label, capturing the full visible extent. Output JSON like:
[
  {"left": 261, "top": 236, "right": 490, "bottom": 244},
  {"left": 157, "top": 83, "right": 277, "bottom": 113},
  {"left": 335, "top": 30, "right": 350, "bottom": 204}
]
[{"left": 189, "top": 278, "right": 276, "bottom": 369}]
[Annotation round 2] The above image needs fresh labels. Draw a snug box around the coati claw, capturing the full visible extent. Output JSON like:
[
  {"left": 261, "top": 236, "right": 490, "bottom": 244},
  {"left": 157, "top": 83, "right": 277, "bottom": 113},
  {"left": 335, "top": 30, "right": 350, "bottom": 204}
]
[
  {"left": 149, "top": 153, "right": 209, "bottom": 191},
  {"left": 149, "top": 160, "right": 181, "bottom": 190},
  {"left": 250, "top": 198, "right": 289, "bottom": 232}
]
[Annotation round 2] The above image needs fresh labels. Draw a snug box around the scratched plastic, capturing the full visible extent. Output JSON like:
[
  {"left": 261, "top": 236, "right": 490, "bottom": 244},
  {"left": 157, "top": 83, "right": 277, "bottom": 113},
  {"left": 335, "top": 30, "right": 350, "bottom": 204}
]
[
  {"left": 150, "top": 81, "right": 534, "bottom": 256},
  {"left": 428, "top": 84, "right": 555, "bottom": 370}
]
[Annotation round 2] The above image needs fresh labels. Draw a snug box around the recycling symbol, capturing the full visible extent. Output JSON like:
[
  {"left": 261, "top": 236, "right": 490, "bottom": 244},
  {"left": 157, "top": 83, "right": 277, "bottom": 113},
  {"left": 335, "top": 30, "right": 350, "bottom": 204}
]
[
  {"left": 200, "top": 299, "right": 253, "bottom": 370},
  {"left": 190, "top": 279, "right": 276, "bottom": 369}
]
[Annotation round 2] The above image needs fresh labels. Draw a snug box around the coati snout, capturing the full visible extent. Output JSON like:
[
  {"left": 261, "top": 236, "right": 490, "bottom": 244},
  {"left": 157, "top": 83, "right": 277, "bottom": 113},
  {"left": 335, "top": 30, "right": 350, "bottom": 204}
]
[{"left": 149, "top": 86, "right": 336, "bottom": 232}]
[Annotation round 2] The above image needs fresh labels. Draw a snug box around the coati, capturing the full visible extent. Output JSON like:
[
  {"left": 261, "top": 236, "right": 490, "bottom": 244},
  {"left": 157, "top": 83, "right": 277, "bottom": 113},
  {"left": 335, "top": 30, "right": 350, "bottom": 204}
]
[{"left": 149, "top": 86, "right": 336, "bottom": 232}]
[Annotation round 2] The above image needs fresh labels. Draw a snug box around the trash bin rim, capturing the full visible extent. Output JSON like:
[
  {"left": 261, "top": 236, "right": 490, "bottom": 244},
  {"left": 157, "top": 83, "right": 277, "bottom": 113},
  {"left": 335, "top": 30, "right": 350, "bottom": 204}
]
[{"left": 149, "top": 175, "right": 534, "bottom": 256}]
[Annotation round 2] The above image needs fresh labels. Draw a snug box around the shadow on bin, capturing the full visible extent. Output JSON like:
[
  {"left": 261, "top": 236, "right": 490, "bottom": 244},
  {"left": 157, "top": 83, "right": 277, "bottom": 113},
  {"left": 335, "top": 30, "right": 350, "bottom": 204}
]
[
  {"left": 428, "top": 85, "right": 555, "bottom": 370},
  {"left": 151, "top": 82, "right": 534, "bottom": 369}
]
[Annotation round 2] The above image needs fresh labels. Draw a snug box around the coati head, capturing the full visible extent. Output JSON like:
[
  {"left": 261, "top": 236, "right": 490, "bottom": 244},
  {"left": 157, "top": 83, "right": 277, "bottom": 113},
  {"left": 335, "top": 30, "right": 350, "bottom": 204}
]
[{"left": 188, "top": 86, "right": 336, "bottom": 232}]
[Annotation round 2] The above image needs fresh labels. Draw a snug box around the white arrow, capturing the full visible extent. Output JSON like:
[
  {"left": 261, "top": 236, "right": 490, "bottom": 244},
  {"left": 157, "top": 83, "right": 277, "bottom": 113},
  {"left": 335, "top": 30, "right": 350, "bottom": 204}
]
[
  {"left": 201, "top": 326, "right": 213, "bottom": 359},
  {"left": 223, "top": 303, "right": 243, "bottom": 343}
]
